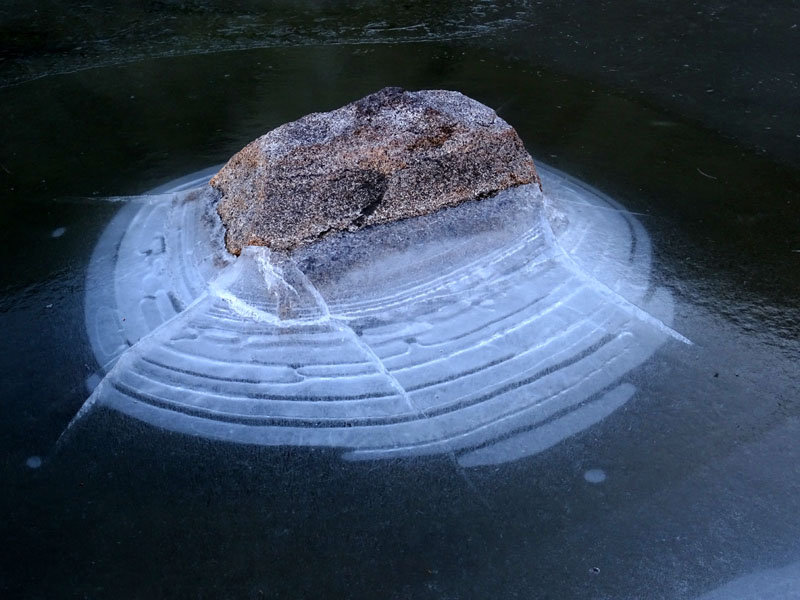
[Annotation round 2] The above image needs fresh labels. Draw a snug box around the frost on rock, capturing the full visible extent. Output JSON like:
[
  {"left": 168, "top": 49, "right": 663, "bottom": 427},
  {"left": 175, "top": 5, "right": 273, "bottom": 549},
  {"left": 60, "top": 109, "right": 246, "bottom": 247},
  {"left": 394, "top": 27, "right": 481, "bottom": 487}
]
[
  {"left": 80, "top": 163, "right": 685, "bottom": 467},
  {"left": 210, "top": 87, "right": 540, "bottom": 255}
]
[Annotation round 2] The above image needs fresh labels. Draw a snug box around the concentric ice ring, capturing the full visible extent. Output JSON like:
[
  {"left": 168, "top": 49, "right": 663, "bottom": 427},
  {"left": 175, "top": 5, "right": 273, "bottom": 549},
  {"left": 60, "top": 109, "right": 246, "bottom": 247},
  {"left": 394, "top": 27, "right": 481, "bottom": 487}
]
[{"left": 80, "top": 162, "right": 686, "bottom": 467}]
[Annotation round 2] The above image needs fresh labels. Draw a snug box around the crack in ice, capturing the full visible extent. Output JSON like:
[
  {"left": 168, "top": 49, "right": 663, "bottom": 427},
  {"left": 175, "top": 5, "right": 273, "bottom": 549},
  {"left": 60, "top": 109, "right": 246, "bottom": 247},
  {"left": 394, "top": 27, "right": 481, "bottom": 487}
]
[{"left": 68, "top": 162, "right": 682, "bottom": 469}]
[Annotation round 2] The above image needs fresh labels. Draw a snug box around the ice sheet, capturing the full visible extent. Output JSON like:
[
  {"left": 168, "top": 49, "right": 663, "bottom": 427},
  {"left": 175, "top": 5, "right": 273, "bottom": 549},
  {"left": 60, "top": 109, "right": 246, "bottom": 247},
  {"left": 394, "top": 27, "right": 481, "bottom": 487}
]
[{"left": 78, "top": 163, "right": 686, "bottom": 466}]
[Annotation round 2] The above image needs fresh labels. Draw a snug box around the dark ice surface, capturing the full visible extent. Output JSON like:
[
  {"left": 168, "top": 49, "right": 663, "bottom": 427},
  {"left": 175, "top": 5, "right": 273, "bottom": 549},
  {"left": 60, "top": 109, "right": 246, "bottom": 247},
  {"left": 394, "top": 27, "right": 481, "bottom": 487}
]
[{"left": 1, "top": 2, "right": 798, "bottom": 599}]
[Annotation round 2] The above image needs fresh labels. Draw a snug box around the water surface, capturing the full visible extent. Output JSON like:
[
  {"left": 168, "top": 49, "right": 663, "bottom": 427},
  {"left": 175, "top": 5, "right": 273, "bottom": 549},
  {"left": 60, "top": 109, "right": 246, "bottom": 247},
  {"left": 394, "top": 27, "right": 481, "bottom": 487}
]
[{"left": 1, "top": 4, "right": 799, "bottom": 599}]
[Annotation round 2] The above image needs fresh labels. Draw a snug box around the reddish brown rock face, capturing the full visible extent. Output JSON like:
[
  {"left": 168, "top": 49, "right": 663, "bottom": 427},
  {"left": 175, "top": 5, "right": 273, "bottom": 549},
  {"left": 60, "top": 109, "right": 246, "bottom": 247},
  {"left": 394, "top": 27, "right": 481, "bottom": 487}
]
[{"left": 210, "top": 87, "right": 540, "bottom": 255}]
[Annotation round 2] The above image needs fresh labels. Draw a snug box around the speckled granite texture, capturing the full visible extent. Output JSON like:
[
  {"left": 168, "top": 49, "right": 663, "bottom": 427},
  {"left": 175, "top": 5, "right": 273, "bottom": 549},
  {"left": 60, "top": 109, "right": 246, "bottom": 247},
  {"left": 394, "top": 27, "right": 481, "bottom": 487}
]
[{"left": 211, "top": 87, "right": 540, "bottom": 254}]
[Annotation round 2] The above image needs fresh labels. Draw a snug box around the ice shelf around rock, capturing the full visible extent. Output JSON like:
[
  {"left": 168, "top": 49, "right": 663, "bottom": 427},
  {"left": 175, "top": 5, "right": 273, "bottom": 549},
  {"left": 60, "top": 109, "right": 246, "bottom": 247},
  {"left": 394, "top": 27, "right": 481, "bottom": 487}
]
[
  {"left": 78, "top": 161, "right": 689, "bottom": 468},
  {"left": 210, "top": 87, "right": 541, "bottom": 255}
]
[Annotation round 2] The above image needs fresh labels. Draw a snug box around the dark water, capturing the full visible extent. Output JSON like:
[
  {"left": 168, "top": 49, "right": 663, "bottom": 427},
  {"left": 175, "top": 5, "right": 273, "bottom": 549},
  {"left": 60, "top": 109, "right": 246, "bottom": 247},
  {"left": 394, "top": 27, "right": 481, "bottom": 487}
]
[{"left": 1, "top": 2, "right": 799, "bottom": 599}]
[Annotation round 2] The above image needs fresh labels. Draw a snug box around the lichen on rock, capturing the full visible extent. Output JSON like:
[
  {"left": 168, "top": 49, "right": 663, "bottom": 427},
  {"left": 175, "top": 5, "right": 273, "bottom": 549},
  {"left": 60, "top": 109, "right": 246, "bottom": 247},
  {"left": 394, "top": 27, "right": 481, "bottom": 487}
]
[{"left": 210, "top": 86, "right": 540, "bottom": 255}]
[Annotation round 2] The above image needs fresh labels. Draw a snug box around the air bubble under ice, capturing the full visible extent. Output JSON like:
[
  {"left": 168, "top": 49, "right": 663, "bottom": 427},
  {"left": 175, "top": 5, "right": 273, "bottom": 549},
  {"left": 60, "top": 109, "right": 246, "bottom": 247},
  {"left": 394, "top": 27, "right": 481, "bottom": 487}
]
[{"left": 78, "top": 163, "right": 687, "bottom": 467}]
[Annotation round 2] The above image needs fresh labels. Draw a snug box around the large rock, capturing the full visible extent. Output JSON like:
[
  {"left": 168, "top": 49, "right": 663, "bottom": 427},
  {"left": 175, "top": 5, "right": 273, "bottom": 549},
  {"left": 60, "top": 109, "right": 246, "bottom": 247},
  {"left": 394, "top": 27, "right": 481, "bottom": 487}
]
[{"left": 210, "top": 87, "right": 540, "bottom": 255}]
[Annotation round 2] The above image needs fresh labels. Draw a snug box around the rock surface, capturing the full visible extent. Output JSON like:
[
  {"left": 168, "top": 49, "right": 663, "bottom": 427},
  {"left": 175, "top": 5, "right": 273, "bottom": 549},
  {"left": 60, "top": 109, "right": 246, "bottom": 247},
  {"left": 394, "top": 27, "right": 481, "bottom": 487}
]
[{"left": 210, "top": 87, "right": 540, "bottom": 255}]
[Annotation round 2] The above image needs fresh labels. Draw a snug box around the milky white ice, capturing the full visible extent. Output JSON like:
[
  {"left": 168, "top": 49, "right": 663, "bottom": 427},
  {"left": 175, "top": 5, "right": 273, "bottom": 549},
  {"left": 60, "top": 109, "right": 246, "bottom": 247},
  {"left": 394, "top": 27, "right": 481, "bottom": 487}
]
[{"left": 77, "top": 162, "right": 688, "bottom": 467}]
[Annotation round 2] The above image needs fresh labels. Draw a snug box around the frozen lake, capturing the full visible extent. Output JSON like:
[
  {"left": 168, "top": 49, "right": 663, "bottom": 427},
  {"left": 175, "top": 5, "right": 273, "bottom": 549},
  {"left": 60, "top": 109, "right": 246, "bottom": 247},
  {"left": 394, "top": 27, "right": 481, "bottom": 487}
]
[{"left": 1, "top": 2, "right": 798, "bottom": 598}]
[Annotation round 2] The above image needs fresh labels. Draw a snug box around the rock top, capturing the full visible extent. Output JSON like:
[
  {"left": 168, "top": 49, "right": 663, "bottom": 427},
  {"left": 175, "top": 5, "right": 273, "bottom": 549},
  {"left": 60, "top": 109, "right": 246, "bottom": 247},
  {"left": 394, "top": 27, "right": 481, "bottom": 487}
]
[{"left": 210, "top": 87, "right": 540, "bottom": 255}]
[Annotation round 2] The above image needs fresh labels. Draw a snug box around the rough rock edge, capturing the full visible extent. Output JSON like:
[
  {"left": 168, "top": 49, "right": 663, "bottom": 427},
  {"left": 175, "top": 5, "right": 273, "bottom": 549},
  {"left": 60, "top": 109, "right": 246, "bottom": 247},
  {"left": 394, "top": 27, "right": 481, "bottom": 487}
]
[{"left": 211, "top": 87, "right": 541, "bottom": 255}]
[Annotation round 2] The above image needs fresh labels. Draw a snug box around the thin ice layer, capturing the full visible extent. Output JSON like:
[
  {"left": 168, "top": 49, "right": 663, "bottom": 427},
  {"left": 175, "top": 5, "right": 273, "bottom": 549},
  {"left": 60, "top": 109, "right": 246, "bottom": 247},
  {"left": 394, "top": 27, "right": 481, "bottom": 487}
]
[{"left": 80, "top": 163, "right": 684, "bottom": 465}]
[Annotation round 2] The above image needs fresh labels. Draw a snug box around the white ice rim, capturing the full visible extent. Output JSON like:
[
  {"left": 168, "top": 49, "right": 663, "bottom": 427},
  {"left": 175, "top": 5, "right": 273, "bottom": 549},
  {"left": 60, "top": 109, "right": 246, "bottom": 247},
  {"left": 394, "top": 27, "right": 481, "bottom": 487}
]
[{"left": 78, "top": 161, "right": 687, "bottom": 467}]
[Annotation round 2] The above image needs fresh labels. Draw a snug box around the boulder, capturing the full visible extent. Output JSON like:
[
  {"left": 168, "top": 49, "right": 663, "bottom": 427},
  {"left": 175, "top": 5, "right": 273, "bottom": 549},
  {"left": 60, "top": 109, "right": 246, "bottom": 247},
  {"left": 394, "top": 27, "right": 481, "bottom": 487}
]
[{"left": 210, "top": 87, "right": 540, "bottom": 255}]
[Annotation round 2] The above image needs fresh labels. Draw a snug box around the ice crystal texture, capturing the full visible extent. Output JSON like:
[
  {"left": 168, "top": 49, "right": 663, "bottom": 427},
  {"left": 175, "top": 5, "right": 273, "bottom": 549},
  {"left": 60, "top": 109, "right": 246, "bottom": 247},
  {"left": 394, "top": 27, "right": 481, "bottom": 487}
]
[{"left": 81, "top": 164, "right": 683, "bottom": 466}]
